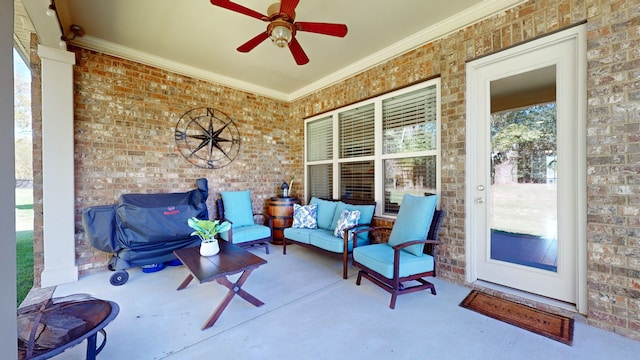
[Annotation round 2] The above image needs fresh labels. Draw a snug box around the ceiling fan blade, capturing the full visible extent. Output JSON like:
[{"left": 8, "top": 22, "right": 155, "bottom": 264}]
[
  {"left": 279, "top": 0, "right": 300, "bottom": 20},
  {"left": 295, "top": 22, "right": 348, "bottom": 37},
  {"left": 288, "top": 38, "right": 309, "bottom": 65},
  {"left": 237, "top": 32, "right": 270, "bottom": 53},
  {"left": 210, "top": 0, "right": 269, "bottom": 21}
]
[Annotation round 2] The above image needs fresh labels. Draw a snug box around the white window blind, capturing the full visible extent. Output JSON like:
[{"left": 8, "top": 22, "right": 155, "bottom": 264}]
[
  {"left": 383, "top": 86, "right": 437, "bottom": 154},
  {"left": 339, "top": 104, "right": 374, "bottom": 158},
  {"left": 304, "top": 79, "right": 440, "bottom": 215},
  {"left": 340, "top": 161, "right": 375, "bottom": 201},
  {"left": 308, "top": 164, "right": 333, "bottom": 199},
  {"left": 383, "top": 156, "right": 437, "bottom": 212},
  {"left": 307, "top": 116, "right": 333, "bottom": 162}
]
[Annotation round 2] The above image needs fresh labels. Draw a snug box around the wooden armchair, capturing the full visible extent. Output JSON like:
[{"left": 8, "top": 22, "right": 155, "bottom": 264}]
[
  {"left": 216, "top": 190, "right": 273, "bottom": 254},
  {"left": 352, "top": 194, "right": 445, "bottom": 309}
]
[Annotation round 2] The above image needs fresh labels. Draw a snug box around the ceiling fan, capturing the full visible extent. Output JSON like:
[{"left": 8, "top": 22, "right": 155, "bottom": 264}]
[{"left": 210, "top": 0, "right": 348, "bottom": 65}]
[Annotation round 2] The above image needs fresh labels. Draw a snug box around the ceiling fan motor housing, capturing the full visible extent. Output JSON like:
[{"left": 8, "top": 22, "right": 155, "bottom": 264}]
[
  {"left": 271, "top": 2, "right": 294, "bottom": 18},
  {"left": 268, "top": 20, "right": 294, "bottom": 47}
]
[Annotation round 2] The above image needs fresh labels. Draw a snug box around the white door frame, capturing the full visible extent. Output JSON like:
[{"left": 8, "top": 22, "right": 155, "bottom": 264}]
[{"left": 465, "top": 25, "right": 587, "bottom": 314}]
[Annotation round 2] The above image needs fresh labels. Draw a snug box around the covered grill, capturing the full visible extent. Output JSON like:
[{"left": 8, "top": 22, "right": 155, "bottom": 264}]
[{"left": 82, "top": 178, "right": 209, "bottom": 285}]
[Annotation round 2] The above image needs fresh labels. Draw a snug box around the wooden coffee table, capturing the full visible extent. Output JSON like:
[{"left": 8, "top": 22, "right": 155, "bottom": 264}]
[{"left": 173, "top": 240, "right": 267, "bottom": 330}]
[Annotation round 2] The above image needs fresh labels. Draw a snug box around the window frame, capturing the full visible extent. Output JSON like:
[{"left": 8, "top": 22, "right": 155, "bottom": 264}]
[{"left": 304, "top": 79, "right": 441, "bottom": 217}]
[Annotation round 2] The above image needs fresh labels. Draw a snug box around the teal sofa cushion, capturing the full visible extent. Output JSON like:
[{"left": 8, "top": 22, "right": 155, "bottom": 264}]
[
  {"left": 388, "top": 194, "right": 438, "bottom": 256},
  {"left": 308, "top": 229, "right": 370, "bottom": 253},
  {"left": 353, "top": 243, "right": 435, "bottom": 279},
  {"left": 220, "top": 224, "right": 270, "bottom": 243},
  {"left": 283, "top": 227, "right": 315, "bottom": 244},
  {"left": 220, "top": 190, "right": 255, "bottom": 227},
  {"left": 310, "top": 197, "right": 338, "bottom": 230}
]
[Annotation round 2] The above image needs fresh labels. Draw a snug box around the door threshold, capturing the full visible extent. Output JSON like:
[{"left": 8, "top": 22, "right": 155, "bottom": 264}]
[{"left": 472, "top": 280, "right": 583, "bottom": 319}]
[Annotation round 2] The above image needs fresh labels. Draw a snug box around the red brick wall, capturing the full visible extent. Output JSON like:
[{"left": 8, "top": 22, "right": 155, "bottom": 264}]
[
  {"left": 69, "top": 48, "right": 298, "bottom": 275},
  {"left": 289, "top": 0, "right": 640, "bottom": 340},
  {"left": 30, "top": 0, "right": 640, "bottom": 341}
]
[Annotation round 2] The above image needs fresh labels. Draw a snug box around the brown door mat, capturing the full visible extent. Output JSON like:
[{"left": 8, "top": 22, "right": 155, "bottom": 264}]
[{"left": 460, "top": 290, "right": 574, "bottom": 345}]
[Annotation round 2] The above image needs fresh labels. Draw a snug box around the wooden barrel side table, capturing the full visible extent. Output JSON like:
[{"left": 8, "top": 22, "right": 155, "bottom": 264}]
[{"left": 268, "top": 197, "right": 298, "bottom": 245}]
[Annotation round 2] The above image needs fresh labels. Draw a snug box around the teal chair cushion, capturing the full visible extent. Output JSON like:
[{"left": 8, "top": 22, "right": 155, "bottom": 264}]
[
  {"left": 221, "top": 190, "right": 255, "bottom": 227},
  {"left": 353, "top": 243, "right": 435, "bottom": 279},
  {"left": 220, "top": 224, "right": 270, "bottom": 243},
  {"left": 388, "top": 194, "right": 438, "bottom": 256},
  {"left": 310, "top": 197, "right": 338, "bottom": 230}
]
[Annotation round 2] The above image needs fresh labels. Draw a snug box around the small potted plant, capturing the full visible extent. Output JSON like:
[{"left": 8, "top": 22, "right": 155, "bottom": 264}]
[{"left": 187, "top": 217, "right": 231, "bottom": 256}]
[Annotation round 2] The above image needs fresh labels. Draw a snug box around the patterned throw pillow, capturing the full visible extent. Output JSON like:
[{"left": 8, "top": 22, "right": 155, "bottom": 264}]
[
  {"left": 334, "top": 209, "right": 361, "bottom": 239},
  {"left": 292, "top": 203, "right": 318, "bottom": 229}
]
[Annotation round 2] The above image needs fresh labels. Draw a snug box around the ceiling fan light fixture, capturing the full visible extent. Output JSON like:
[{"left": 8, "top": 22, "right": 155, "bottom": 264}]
[{"left": 270, "top": 24, "right": 292, "bottom": 47}]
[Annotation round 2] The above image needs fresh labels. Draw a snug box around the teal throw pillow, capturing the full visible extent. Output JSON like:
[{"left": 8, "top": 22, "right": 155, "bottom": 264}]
[{"left": 388, "top": 194, "right": 438, "bottom": 256}]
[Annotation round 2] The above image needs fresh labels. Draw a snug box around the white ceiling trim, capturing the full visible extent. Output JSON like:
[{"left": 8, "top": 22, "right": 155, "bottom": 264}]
[
  {"left": 71, "top": 35, "right": 291, "bottom": 101},
  {"left": 288, "top": 0, "right": 526, "bottom": 101},
  {"left": 69, "top": 0, "right": 525, "bottom": 103}
]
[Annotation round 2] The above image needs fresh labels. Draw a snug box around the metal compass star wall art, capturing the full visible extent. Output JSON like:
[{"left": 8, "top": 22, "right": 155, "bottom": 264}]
[{"left": 174, "top": 107, "right": 241, "bottom": 169}]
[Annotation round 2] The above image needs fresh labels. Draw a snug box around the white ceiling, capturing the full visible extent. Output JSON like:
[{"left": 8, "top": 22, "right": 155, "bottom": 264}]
[{"left": 23, "top": 0, "right": 525, "bottom": 101}]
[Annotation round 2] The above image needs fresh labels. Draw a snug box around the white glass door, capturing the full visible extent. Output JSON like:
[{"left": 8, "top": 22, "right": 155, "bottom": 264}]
[{"left": 466, "top": 26, "right": 586, "bottom": 304}]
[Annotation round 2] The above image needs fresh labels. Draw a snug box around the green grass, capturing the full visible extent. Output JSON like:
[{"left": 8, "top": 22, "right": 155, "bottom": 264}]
[
  {"left": 16, "top": 188, "right": 34, "bottom": 305},
  {"left": 16, "top": 230, "right": 34, "bottom": 306}
]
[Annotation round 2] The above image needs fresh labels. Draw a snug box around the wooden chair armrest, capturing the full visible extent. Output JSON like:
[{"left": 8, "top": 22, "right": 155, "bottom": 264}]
[
  {"left": 253, "top": 212, "right": 272, "bottom": 227},
  {"left": 352, "top": 226, "right": 391, "bottom": 236},
  {"left": 342, "top": 223, "right": 373, "bottom": 234},
  {"left": 350, "top": 225, "right": 392, "bottom": 249},
  {"left": 391, "top": 239, "right": 428, "bottom": 251}
]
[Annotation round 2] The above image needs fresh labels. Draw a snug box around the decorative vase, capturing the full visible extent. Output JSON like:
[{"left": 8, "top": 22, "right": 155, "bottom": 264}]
[{"left": 200, "top": 240, "right": 220, "bottom": 256}]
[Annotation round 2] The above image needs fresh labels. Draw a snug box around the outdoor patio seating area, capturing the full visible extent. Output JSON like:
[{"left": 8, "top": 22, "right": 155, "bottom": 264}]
[{"left": 47, "top": 245, "right": 640, "bottom": 360}]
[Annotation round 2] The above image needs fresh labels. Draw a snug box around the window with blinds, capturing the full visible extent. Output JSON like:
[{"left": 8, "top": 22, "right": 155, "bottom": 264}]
[
  {"left": 383, "top": 86, "right": 437, "bottom": 154},
  {"left": 304, "top": 78, "right": 440, "bottom": 216},
  {"left": 339, "top": 104, "right": 374, "bottom": 158},
  {"left": 307, "top": 116, "right": 333, "bottom": 162},
  {"left": 308, "top": 164, "right": 333, "bottom": 199},
  {"left": 340, "top": 161, "right": 375, "bottom": 201},
  {"left": 383, "top": 156, "right": 437, "bottom": 213}
]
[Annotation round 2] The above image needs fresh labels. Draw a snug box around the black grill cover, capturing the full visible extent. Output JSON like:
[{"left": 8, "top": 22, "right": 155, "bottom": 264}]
[
  {"left": 82, "top": 178, "right": 209, "bottom": 269},
  {"left": 83, "top": 204, "right": 118, "bottom": 253}
]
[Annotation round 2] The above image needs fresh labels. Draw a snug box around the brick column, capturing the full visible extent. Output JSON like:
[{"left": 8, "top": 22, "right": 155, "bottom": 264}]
[{"left": 38, "top": 44, "right": 78, "bottom": 287}]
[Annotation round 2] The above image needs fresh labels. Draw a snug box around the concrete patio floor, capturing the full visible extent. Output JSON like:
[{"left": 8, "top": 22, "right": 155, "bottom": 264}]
[{"left": 47, "top": 245, "right": 640, "bottom": 359}]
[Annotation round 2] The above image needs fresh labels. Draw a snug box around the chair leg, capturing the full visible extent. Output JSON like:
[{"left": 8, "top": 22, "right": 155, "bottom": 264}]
[
  {"left": 356, "top": 271, "right": 363, "bottom": 285},
  {"left": 342, "top": 258, "right": 348, "bottom": 279},
  {"left": 389, "top": 293, "right": 397, "bottom": 310},
  {"left": 264, "top": 242, "right": 270, "bottom": 254}
]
